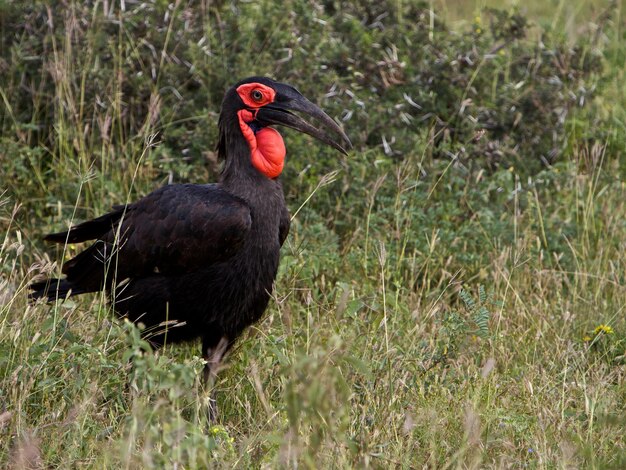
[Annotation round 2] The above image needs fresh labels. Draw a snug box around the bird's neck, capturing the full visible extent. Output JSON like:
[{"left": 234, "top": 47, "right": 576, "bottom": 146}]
[{"left": 218, "top": 129, "right": 283, "bottom": 204}]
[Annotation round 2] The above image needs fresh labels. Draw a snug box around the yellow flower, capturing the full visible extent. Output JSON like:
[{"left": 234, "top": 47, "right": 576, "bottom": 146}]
[
  {"left": 210, "top": 425, "right": 222, "bottom": 435},
  {"left": 476, "top": 28, "right": 482, "bottom": 34},
  {"left": 594, "top": 324, "right": 614, "bottom": 335},
  {"left": 582, "top": 335, "right": 592, "bottom": 342},
  {"left": 475, "top": 16, "right": 482, "bottom": 24}
]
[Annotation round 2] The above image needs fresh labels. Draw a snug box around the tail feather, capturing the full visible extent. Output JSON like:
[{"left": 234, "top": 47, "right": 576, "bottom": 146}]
[
  {"left": 29, "top": 278, "right": 85, "bottom": 302},
  {"left": 32, "top": 206, "right": 129, "bottom": 303},
  {"left": 61, "top": 242, "right": 102, "bottom": 274},
  {"left": 45, "top": 207, "right": 126, "bottom": 244}
]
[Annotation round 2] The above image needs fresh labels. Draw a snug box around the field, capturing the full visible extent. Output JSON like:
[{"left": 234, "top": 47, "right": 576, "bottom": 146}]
[{"left": 1, "top": 0, "right": 625, "bottom": 468}]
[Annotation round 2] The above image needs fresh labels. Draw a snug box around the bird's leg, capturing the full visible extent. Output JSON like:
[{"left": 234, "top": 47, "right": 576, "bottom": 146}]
[{"left": 202, "top": 336, "right": 229, "bottom": 423}]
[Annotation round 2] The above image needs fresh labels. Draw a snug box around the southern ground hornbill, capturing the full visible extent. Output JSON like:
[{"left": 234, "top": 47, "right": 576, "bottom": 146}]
[{"left": 30, "top": 77, "right": 351, "bottom": 411}]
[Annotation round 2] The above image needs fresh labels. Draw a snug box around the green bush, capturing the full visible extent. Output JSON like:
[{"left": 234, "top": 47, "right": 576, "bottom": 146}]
[{"left": 0, "top": 1, "right": 609, "bottom": 187}]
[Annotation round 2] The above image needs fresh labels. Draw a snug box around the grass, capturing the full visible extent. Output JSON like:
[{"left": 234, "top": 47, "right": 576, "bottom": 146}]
[{"left": 1, "top": 0, "right": 625, "bottom": 468}]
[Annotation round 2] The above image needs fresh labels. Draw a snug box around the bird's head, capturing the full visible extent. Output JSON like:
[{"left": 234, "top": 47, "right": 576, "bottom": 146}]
[{"left": 218, "top": 77, "right": 351, "bottom": 179}]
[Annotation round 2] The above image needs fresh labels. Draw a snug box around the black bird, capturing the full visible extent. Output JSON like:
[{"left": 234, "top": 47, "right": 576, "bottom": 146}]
[{"left": 30, "top": 77, "right": 351, "bottom": 394}]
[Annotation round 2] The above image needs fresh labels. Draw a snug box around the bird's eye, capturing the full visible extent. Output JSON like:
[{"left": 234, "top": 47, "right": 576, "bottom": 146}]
[{"left": 251, "top": 89, "right": 263, "bottom": 102}]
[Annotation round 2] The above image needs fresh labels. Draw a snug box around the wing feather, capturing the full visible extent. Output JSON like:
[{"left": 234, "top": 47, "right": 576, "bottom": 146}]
[{"left": 57, "top": 184, "right": 252, "bottom": 290}]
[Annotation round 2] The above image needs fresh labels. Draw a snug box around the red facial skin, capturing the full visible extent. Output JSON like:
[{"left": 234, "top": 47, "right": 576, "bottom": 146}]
[
  {"left": 236, "top": 83, "right": 276, "bottom": 108},
  {"left": 236, "top": 83, "right": 285, "bottom": 179}
]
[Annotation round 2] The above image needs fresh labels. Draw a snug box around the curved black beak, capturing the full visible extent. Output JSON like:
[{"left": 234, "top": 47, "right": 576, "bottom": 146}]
[{"left": 255, "top": 94, "right": 352, "bottom": 155}]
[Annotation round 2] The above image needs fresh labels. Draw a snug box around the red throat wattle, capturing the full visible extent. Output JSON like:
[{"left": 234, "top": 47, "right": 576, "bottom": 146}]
[
  {"left": 236, "top": 82, "right": 285, "bottom": 179},
  {"left": 237, "top": 110, "right": 285, "bottom": 179}
]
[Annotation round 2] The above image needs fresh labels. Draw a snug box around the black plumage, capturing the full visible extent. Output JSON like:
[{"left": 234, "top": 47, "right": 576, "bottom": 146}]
[{"left": 30, "top": 77, "right": 351, "bottom": 389}]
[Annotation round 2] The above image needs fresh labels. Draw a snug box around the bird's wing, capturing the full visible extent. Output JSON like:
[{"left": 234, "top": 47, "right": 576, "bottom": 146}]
[{"left": 57, "top": 184, "right": 252, "bottom": 286}]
